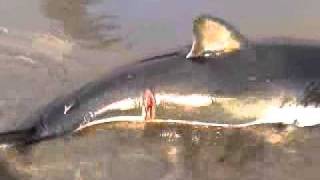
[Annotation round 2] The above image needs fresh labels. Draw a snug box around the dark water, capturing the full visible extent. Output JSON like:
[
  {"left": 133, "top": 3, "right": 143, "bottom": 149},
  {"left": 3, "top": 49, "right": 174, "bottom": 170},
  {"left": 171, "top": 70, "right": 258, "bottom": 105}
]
[{"left": 1, "top": 0, "right": 320, "bottom": 179}]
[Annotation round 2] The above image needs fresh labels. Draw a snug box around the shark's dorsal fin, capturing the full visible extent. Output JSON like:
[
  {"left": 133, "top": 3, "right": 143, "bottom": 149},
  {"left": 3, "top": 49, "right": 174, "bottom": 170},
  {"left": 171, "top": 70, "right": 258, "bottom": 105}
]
[{"left": 186, "top": 15, "right": 248, "bottom": 59}]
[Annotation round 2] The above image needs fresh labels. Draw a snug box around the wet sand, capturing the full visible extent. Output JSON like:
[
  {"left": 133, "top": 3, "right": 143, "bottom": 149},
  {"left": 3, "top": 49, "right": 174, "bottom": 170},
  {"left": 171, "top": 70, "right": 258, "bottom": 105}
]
[{"left": 0, "top": 122, "right": 317, "bottom": 179}]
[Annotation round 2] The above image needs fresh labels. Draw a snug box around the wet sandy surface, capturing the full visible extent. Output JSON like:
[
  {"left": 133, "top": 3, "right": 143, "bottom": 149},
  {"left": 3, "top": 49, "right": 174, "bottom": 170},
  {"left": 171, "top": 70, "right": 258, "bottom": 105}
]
[
  {"left": 0, "top": 122, "right": 318, "bottom": 180},
  {"left": 1, "top": 0, "right": 320, "bottom": 179}
]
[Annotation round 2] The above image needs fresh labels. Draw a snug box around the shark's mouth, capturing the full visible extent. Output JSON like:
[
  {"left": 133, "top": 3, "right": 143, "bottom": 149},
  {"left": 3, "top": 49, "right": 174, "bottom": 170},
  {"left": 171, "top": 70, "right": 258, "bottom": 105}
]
[{"left": 76, "top": 93, "right": 320, "bottom": 132}]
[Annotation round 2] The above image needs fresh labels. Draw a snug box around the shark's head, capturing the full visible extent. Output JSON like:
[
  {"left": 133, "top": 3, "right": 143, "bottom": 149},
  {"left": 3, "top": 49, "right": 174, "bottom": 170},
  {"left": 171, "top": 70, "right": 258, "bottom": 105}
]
[{"left": 186, "top": 15, "right": 247, "bottom": 59}]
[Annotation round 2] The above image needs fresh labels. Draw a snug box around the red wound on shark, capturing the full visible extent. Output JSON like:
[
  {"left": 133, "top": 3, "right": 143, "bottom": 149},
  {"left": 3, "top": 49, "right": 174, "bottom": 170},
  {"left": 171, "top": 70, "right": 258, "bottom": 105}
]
[{"left": 143, "top": 89, "right": 156, "bottom": 120}]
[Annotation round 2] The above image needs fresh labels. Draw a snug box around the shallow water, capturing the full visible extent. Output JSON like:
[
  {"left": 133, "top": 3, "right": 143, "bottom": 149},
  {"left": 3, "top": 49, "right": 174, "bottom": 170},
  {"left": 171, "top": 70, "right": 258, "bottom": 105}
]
[{"left": 1, "top": 0, "right": 320, "bottom": 179}]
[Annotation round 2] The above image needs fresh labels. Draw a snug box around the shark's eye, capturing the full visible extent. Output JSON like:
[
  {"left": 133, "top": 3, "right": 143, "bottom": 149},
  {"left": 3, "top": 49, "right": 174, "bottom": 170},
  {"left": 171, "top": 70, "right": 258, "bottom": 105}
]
[{"left": 186, "top": 15, "right": 246, "bottom": 59}]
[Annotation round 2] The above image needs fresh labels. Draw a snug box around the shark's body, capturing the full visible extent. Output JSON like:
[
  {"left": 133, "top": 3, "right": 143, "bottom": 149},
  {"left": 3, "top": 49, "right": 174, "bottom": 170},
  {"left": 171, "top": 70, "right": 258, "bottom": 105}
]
[{"left": 2, "top": 16, "right": 320, "bottom": 145}]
